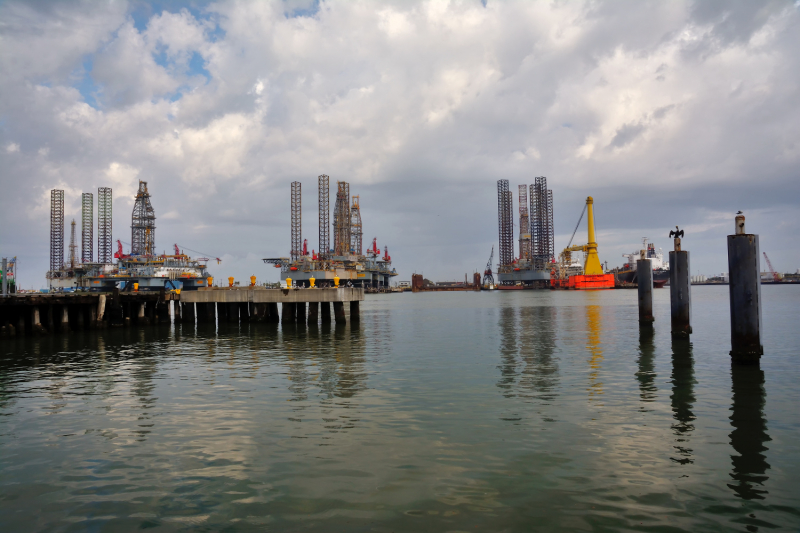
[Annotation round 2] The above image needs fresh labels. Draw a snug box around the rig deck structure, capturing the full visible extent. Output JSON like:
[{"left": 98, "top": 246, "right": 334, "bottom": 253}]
[
  {"left": 495, "top": 177, "right": 553, "bottom": 287},
  {"left": 264, "top": 176, "right": 398, "bottom": 288}
]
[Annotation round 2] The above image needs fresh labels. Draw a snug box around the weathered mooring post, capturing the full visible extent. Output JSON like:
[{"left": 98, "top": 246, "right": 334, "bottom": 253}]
[
  {"left": 727, "top": 213, "right": 763, "bottom": 363},
  {"left": 637, "top": 250, "right": 654, "bottom": 325},
  {"left": 668, "top": 227, "right": 692, "bottom": 337}
]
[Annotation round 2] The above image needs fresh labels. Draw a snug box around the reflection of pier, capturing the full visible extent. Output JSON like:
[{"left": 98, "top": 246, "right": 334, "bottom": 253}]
[
  {"left": 670, "top": 338, "right": 696, "bottom": 465},
  {"left": 636, "top": 328, "right": 657, "bottom": 409},
  {"left": 729, "top": 364, "right": 770, "bottom": 501}
]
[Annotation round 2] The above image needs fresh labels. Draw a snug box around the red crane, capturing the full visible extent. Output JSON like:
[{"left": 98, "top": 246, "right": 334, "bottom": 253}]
[
  {"left": 174, "top": 244, "right": 181, "bottom": 256},
  {"left": 383, "top": 246, "right": 390, "bottom": 261},
  {"left": 303, "top": 239, "right": 308, "bottom": 256},
  {"left": 763, "top": 252, "right": 779, "bottom": 282},
  {"left": 113, "top": 240, "right": 127, "bottom": 259}
]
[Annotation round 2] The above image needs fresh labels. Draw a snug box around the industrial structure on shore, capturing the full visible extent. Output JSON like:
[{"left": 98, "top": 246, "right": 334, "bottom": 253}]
[
  {"left": 263, "top": 176, "right": 398, "bottom": 288},
  {"left": 46, "top": 182, "right": 212, "bottom": 292},
  {"left": 495, "top": 178, "right": 554, "bottom": 288}
]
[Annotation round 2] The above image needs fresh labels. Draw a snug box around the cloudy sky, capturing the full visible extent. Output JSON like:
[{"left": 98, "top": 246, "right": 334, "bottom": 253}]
[{"left": 1, "top": 0, "right": 799, "bottom": 288}]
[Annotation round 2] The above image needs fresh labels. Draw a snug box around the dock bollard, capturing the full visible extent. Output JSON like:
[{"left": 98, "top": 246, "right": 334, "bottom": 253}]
[
  {"left": 727, "top": 213, "right": 763, "bottom": 363},
  {"left": 668, "top": 227, "right": 692, "bottom": 337},
  {"left": 637, "top": 251, "right": 654, "bottom": 325}
]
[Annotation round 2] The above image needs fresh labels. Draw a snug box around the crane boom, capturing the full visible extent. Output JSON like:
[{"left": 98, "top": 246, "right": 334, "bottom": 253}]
[
  {"left": 763, "top": 252, "right": 779, "bottom": 282},
  {"left": 482, "top": 246, "right": 495, "bottom": 287}
]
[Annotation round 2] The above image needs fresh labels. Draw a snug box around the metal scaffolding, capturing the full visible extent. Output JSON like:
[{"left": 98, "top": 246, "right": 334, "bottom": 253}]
[
  {"left": 68, "top": 220, "right": 78, "bottom": 269},
  {"left": 518, "top": 184, "right": 530, "bottom": 261},
  {"left": 318, "top": 175, "right": 330, "bottom": 259},
  {"left": 50, "top": 189, "right": 64, "bottom": 273},
  {"left": 530, "top": 177, "right": 554, "bottom": 270},
  {"left": 291, "top": 181, "right": 302, "bottom": 261},
  {"left": 97, "top": 187, "right": 112, "bottom": 263},
  {"left": 131, "top": 181, "right": 156, "bottom": 256},
  {"left": 350, "top": 195, "right": 363, "bottom": 256},
  {"left": 497, "top": 180, "right": 514, "bottom": 269},
  {"left": 81, "top": 192, "right": 93, "bottom": 263},
  {"left": 333, "top": 181, "right": 351, "bottom": 256}
]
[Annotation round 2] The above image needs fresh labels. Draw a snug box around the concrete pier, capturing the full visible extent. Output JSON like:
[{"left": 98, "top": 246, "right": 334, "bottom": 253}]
[
  {"left": 668, "top": 230, "right": 692, "bottom": 337},
  {"left": 0, "top": 287, "right": 362, "bottom": 336},
  {"left": 637, "top": 256, "right": 654, "bottom": 325},
  {"left": 727, "top": 214, "right": 763, "bottom": 363}
]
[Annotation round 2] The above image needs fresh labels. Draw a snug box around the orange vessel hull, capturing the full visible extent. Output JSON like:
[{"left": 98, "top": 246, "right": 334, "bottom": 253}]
[{"left": 552, "top": 273, "right": 615, "bottom": 290}]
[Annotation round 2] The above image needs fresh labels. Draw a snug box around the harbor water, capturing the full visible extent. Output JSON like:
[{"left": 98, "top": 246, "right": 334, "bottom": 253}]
[{"left": 1, "top": 287, "right": 799, "bottom": 531}]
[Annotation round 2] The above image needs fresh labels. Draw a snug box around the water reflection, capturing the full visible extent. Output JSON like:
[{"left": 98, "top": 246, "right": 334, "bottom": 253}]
[
  {"left": 636, "top": 327, "right": 657, "bottom": 409},
  {"left": 497, "top": 306, "right": 518, "bottom": 398},
  {"left": 670, "top": 338, "right": 696, "bottom": 465},
  {"left": 586, "top": 304, "right": 603, "bottom": 402},
  {"left": 517, "top": 306, "right": 558, "bottom": 403},
  {"left": 729, "top": 363, "right": 770, "bottom": 501}
]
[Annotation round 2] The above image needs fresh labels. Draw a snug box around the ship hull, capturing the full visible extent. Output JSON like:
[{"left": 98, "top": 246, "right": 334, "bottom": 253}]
[{"left": 616, "top": 268, "right": 669, "bottom": 284}]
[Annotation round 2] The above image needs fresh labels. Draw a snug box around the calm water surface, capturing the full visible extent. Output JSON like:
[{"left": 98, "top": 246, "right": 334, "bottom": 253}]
[{"left": 1, "top": 287, "right": 799, "bottom": 532}]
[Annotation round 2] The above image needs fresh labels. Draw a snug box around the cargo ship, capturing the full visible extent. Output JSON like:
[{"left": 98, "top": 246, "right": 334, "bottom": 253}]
[{"left": 614, "top": 238, "right": 669, "bottom": 285}]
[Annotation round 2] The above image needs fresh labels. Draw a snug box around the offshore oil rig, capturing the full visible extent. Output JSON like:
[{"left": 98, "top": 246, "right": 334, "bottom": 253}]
[
  {"left": 494, "top": 178, "right": 555, "bottom": 288},
  {"left": 45, "top": 182, "right": 212, "bottom": 292},
  {"left": 263, "top": 176, "right": 397, "bottom": 288}
]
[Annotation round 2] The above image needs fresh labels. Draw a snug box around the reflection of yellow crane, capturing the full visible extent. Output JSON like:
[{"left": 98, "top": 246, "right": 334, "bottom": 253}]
[{"left": 556, "top": 196, "right": 605, "bottom": 278}]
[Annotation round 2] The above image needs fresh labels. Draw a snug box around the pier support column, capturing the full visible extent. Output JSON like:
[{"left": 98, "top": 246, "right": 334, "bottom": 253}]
[
  {"left": 31, "top": 306, "right": 47, "bottom": 335},
  {"left": 138, "top": 302, "right": 148, "bottom": 325},
  {"left": 76, "top": 305, "right": 86, "bottom": 330},
  {"left": 296, "top": 302, "right": 306, "bottom": 324},
  {"left": 227, "top": 302, "right": 239, "bottom": 323},
  {"left": 96, "top": 295, "right": 106, "bottom": 327},
  {"left": 281, "top": 303, "right": 296, "bottom": 324},
  {"left": 156, "top": 302, "right": 170, "bottom": 324},
  {"left": 308, "top": 302, "right": 319, "bottom": 325},
  {"left": 251, "top": 303, "right": 266, "bottom": 322},
  {"left": 267, "top": 303, "right": 279, "bottom": 323},
  {"left": 60, "top": 305, "right": 70, "bottom": 333},
  {"left": 637, "top": 256, "right": 654, "bottom": 325},
  {"left": 89, "top": 306, "right": 97, "bottom": 330},
  {"left": 668, "top": 231, "right": 692, "bottom": 337},
  {"left": 333, "top": 302, "right": 346, "bottom": 324},
  {"left": 239, "top": 303, "right": 250, "bottom": 322},
  {"left": 349, "top": 301, "right": 360, "bottom": 322},
  {"left": 183, "top": 303, "right": 195, "bottom": 324},
  {"left": 321, "top": 302, "right": 331, "bottom": 324},
  {"left": 727, "top": 214, "right": 763, "bottom": 363}
]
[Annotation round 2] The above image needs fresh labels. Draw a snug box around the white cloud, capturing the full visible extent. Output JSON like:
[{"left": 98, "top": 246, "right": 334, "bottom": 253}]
[{"left": 1, "top": 0, "right": 799, "bottom": 285}]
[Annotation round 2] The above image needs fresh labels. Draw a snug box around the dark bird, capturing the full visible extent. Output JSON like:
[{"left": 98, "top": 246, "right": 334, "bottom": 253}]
[
  {"left": 669, "top": 226, "right": 684, "bottom": 239},
  {"left": 736, "top": 210, "right": 743, "bottom": 214}
]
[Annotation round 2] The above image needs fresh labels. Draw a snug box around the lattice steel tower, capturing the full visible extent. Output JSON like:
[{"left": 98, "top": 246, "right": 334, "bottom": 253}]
[
  {"left": 497, "top": 180, "right": 514, "bottom": 269},
  {"left": 81, "top": 192, "right": 93, "bottom": 263},
  {"left": 291, "top": 181, "right": 302, "bottom": 261},
  {"left": 318, "top": 175, "right": 330, "bottom": 259},
  {"left": 131, "top": 181, "right": 156, "bottom": 256},
  {"left": 333, "top": 181, "right": 351, "bottom": 256},
  {"left": 518, "top": 184, "right": 530, "bottom": 261},
  {"left": 530, "top": 177, "right": 554, "bottom": 270},
  {"left": 68, "top": 220, "right": 78, "bottom": 269},
  {"left": 50, "top": 189, "right": 64, "bottom": 273},
  {"left": 350, "top": 195, "right": 363, "bottom": 256},
  {"left": 97, "top": 187, "right": 112, "bottom": 263}
]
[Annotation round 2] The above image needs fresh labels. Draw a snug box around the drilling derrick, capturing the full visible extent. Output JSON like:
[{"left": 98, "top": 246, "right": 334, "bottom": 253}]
[
  {"left": 497, "top": 180, "right": 514, "bottom": 270},
  {"left": 68, "top": 220, "right": 78, "bottom": 269},
  {"left": 530, "top": 177, "right": 554, "bottom": 270},
  {"left": 333, "top": 181, "right": 351, "bottom": 256},
  {"left": 518, "top": 185, "right": 530, "bottom": 261},
  {"left": 350, "top": 195, "right": 363, "bottom": 256},
  {"left": 291, "top": 181, "right": 302, "bottom": 261},
  {"left": 131, "top": 181, "right": 156, "bottom": 256},
  {"left": 50, "top": 189, "right": 64, "bottom": 274},
  {"left": 318, "top": 175, "right": 330, "bottom": 259},
  {"left": 81, "top": 192, "right": 93, "bottom": 263},
  {"left": 97, "top": 187, "right": 112, "bottom": 263}
]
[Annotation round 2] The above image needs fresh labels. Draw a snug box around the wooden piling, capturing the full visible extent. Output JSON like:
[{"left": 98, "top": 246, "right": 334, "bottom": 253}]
[
  {"left": 637, "top": 258, "right": 654, "bottom": 324},
  {"left": 321, "top": 302, "right": 331, "bottom": 323},
  {"left": 333, "top": 301, "right": 346, "bottom": 324},
  {"left": 669, "top": 250, "right": 692, "bottom": 337},
  {"left": 308, "top": 302, "right": 319, "bottom": 325},
  {"left": 349, "top": 300, "right": 360, "bottom": 322}
]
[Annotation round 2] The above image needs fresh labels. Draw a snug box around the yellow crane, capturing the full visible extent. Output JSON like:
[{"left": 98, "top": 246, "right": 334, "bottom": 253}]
[{"left": 556, "top": 196, "right": 605, "bottom": 278}]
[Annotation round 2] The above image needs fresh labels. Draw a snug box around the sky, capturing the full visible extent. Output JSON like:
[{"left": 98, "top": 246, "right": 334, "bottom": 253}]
[{"left": 1, "top": 0, "right": 799, "bottom": 289}]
